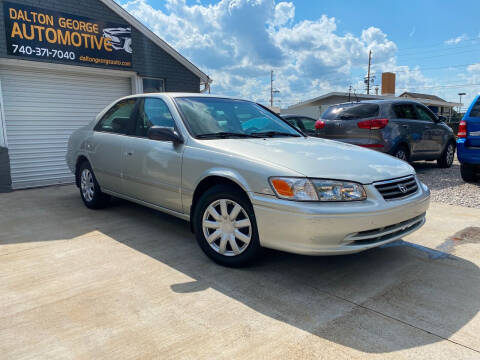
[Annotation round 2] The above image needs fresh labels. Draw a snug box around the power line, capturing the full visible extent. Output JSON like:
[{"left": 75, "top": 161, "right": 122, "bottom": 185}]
[
  {"left": 398, "top": 40, "right": 479, "bottom": 55},
  {"left": 397, "top": 38, "right": 478, "bottom": 52},
  {"left": 397, "top": 48, "right": 480, "bottom": 61},
  {"left": 396, "top": 83, "right": 480, "bottom": 91},
  {"left": 372, "top": 62, "right": 479, "bottom": 74}
]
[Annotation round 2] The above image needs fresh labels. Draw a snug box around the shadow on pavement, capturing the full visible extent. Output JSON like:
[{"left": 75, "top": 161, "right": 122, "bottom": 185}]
[{"left": 1, "top": 185, "right": 479, "bottom": 353}]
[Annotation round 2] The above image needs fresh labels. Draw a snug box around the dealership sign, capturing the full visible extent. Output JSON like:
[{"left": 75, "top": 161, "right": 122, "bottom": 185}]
[{"left": 3, "top": 1, "right": 132, "bottom": 68}]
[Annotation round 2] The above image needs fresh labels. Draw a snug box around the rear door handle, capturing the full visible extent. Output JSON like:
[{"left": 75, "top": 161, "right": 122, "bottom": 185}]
[{"left": 125, "top": 151, "right": 134, "bottom": 156}]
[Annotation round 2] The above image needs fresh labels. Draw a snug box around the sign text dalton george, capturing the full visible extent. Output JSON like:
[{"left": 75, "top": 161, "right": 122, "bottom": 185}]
[{"left": 3, "top": 1, "right": 132, "bottom": 67}]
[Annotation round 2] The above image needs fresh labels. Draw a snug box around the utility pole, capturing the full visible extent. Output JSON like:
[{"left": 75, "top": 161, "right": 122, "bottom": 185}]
[
  {"left": 270, "top": 70, "right": 274, "bottom": 107},
  {"left": 270, "top": 70, "right": 280, "bottom": 107},
  {"left": 366, "top": 50, "right": 372, "bottom": 95},
  {"left": 348, "top": 85, "right": 352, "bottom": 102},
  {"left": 458, "top": 92, "right": 466, "bottom": 113}
]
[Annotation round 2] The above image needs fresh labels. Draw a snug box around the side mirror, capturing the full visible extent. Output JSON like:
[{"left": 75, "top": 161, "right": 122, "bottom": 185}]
[
  {"left": 147, "top": 126, "right": 183, "bottom": 143},
  {"left": 438, "top": 115, "right": 446, "bottom": 122}
]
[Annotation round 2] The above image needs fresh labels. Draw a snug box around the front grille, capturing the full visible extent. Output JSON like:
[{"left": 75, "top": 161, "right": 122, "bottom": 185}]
[
  {"left": 374, "top": 175, "right": 418, "bottom": 200},
  {"left": 345, "top": 214, "right": 425, "bottom": 246}
]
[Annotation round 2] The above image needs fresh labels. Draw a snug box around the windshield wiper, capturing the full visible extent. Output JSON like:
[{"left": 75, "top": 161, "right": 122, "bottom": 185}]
[
  {"left": 250, "top": 131, "right": 301, "bottom": 138},
  {"left": 196, "top": 132, "right": 254, "bottom": 139}
]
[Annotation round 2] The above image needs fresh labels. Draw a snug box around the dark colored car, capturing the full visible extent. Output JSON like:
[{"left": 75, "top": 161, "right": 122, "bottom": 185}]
[
  {"left": 282, "top": 115, "right": 318, "bottom": 136},
  {"left": 313, "top": 100, "right": 456, "bottom": 167},
  {"left": 457, "top": 95, "right": 480, "bottom": 182}
]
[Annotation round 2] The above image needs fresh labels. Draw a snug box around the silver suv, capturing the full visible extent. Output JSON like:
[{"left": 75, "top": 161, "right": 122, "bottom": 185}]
[
  {"left": 316, "top": 100, "right": 456, "bottom": 167},
  {"left": 66, "top": 94, "right": 430, "bottom": 267}
]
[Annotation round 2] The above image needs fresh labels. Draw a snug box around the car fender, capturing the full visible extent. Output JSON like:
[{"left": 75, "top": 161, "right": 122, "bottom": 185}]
[
  {"left": 390, "top": 136, "right": 412, "bottom": 156},
  {"left": 193, "top": 167, "right": 254, "bottom": 195}
]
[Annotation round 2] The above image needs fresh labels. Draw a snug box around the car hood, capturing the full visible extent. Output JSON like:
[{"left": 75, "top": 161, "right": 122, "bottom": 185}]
[{"left": 198, "top": 137, "right": 415, "bottom": 184}]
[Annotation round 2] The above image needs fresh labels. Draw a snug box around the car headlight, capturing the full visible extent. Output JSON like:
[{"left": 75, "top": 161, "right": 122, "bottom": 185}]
[{"left": 269, "top": 177, "right": 366, "bottom": 201}]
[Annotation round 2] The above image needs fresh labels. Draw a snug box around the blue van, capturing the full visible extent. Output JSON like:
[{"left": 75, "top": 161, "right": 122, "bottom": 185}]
[{"left": 457, "top": 95, "right": 480, "bottom": 182}]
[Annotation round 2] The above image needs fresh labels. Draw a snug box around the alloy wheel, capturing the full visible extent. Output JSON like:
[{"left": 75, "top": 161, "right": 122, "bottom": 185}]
[
  {"left": 202, "top": 199, "right": 252, "bottom": 257},
  {"left": 80, "top": 168, "right": 95, "bottom": 202},
  {"left": 395, "top": 149, "right": 407, "bottom": 161},
  {"left": 446, "top": 144, "right": 455, "bottom": 165}
]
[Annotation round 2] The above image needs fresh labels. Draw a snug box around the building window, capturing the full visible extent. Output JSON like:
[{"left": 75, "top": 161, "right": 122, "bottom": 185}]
[{"left": 142, "top": 77, "right": 165, "bottom": 93}]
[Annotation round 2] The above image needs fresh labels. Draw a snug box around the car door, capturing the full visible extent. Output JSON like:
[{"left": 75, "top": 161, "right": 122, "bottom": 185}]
[
  {"left": 391, "top": 103, "right": 425, "bottom": 156},
  {"left": 415, "top": 104, "right": 443, "bottom": 155},
  {"left": 88, "top": 98, "right": 137, "bottom": 193},
  {"left": 122, "top": 97, "right": 184, "bottom": 213}
]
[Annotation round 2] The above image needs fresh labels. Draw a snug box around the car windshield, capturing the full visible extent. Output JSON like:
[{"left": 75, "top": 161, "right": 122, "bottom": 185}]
[{"left": 174, "top": 97, "right": 301, "bottom": 138}]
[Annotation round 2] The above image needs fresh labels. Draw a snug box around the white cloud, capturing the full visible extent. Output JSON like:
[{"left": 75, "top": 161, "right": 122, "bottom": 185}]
[
  {"left": 445, "top": 34, "right": 468, "bottom": 45},
  {"left": 273, "top": 2, "right": 294, "bottom": 26},
  {"left": 119, "top": 0, "right": 433, "bottom": 107}
]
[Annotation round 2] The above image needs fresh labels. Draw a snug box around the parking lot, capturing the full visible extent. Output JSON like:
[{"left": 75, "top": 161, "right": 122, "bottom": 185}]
[
  {"left": 1, "top": 183, "right": 480, "bottom": 359},
  {"left": 414, "top": 160, "right": 480, "bottom": 208}
]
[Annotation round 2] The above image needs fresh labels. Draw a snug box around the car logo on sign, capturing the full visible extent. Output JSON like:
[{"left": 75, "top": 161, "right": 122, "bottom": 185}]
[{"left": 398, "top": 184, "right": 408, "bottom": 193}]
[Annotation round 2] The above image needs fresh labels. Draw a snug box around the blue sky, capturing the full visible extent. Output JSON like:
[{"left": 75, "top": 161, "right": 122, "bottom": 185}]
[{"left": 117, "top": 0, "right": 480, "bottom": 109}]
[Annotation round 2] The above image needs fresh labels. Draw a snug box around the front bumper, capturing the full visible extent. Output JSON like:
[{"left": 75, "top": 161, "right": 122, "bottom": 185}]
[{"left": 250, "top": 178, "right": 430, "bottom": 255}]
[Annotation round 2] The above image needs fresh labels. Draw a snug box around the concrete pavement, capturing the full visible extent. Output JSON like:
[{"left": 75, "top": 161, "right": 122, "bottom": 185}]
[{"left": 1, "top": 185, "right": 479, "bottom": 359}]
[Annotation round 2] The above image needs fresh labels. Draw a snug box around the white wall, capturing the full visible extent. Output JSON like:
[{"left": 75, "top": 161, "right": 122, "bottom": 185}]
[{"left": 280, "top": 105, "right": 322, "bottom": 119}]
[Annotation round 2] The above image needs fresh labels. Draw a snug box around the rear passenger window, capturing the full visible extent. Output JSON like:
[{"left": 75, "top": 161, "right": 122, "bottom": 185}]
[
  {"left": 393, "top": 104, "right": 418, "bottom": 120},
  {"left": 95, "top": 99, "right": 136, "bottom": 134},
  {"left": 322, "top": 104, "right": 379, "bottom": 120},
  {"left": 469, "top": 98, "right": 480, "bottom": 118}
]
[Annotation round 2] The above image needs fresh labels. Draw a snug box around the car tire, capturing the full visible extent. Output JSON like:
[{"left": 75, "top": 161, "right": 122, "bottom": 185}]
[
  {"left": 460, "top": 163, "right": 478, "bottom": 183},
  {"left": 193, "top": 184, "right": 262, "bottom": 267},
  {"left": 437, "top": 142, "right": 455, "bottom": 168},
  {"left": 392, "top": 145, "right": 410, "bottom": 162},
  {"left": 77, "top": 161, "right": 110, "bottom": 209}
]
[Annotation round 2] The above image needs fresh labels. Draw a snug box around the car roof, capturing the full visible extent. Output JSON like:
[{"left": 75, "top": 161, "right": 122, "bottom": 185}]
[
  {"left": 282, "top": 114, "right": 316, "bottom": 119},
  {"left": 120, "top": 92, "right": 247, "bottom": 102},
  {"left": 331, "top": 99, "right": 421, "bottom": 107}
]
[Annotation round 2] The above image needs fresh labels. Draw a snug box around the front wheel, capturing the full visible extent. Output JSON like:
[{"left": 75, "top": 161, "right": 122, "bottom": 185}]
[
  {"left": 78, "top": 161, "right": 110, "bottom": 209},
  {"left": 193, "top": 184, "right": 262, "bottom": 267},
  {"left": 460, "top": 163, "right": 478, "bottom": 183},
  {"left": 437, "top": 142, "right": 455, "bottom": 168}
]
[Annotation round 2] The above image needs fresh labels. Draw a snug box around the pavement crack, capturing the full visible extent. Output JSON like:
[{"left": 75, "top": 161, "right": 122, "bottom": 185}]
[{"left": 309, "top": 284, "right": 480, "bottom": 354}]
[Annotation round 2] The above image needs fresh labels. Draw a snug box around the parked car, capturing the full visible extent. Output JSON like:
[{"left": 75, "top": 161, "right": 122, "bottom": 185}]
[
  {"left": 457, "top": 95, "right": 480, "bottom": 182},
  {"left": 282, "top": 114, "right": 318, "bottom": 136},
  {"left": 66, "top": 94, "right": 430, "bottom": 267},
  {"left": 315, "top": 100, "right": 456, "bottom": 167}
]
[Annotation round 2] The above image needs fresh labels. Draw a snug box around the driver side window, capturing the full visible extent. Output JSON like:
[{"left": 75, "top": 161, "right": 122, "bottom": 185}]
[
  {"left": 416, "top": 105, "right": 437, "bottom": 123},
  {"left": 135, "top": 98, "right": 175, "bottom": 137}
]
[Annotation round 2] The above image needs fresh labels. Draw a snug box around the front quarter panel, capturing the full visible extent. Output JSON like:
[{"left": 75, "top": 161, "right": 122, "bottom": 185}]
[{"left": 181, "top": 144, "right": 302, "bottom": 214}]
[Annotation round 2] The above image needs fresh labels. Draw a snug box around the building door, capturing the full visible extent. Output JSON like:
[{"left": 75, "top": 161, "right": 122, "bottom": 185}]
[{"left": 0, "top": 66, "right": 132, "bottom": 189}]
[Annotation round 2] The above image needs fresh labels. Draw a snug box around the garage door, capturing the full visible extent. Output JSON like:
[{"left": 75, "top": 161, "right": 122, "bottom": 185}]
[{"left": 0, "top": 66, "right": 132, "bottom": 189}]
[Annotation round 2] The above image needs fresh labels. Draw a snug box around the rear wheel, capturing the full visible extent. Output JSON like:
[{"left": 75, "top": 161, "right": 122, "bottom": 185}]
[
  {"left": 460, "top": 163, "right": 478, "bottom": 182},
  {"left": 437, "top": 142, "right": 455, "bottom": 168},
  {"left": 392, "top": 145, "right": 409, "bottom": 162},
  {"left": 193, "top": 184, "right": 261, "bottom": 267},
  {"left": 77, "top": 161, "right": 110, "bottom": 209}
]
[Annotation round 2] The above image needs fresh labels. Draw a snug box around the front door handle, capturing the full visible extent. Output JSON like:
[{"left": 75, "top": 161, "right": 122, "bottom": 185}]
[{"left": 125, "top": 151, "right": 134, "bottom": 156}]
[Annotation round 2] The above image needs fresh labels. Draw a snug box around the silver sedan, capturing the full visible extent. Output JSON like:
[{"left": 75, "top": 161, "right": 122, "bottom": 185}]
[{"left": 66, "top": 93, "right": 430, "bottom": 266}]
